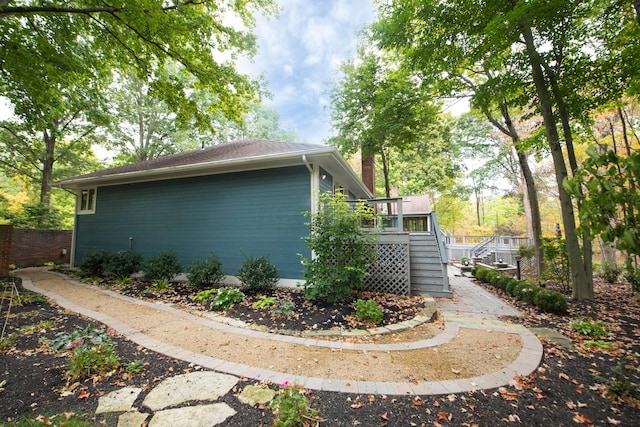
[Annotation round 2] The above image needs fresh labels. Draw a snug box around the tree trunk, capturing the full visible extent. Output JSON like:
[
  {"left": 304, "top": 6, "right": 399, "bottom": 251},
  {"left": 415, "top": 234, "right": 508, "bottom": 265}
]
[
  {"left": 484, "top": 101, "right": 544, "bottom": 276},
  {"left": 40, "top": 129, "right": 56, "bottom": 207},
  {"left": 546, "top": 64, "right": 594, "bottom": 291},
  {"left": 500, "top": 106, "right": 544, "bottom": 276},
  {"left": 599, "top": 237, "right": 618, "bottom": 265},
  {"left": 517, "top": 15, "right": 592, "bottom": 300},
  {"left": 516, "top": 149, "right": 544, "bottom": 275}
]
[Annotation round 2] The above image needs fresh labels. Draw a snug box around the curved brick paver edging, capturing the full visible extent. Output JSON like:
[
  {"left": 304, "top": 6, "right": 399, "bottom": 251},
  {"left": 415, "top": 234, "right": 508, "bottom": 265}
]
[
  {"left": 19, "top": 269, "right": 543, "bottom": 396},
  {"left": 38, "top": 271, "right": 456, "bottom": 352}
]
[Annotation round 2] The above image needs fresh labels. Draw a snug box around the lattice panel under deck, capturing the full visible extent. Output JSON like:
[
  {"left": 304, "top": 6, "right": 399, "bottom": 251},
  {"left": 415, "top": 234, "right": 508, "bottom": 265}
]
[{"left": 364, "top": 241, "right": 411, "bottom": 295}]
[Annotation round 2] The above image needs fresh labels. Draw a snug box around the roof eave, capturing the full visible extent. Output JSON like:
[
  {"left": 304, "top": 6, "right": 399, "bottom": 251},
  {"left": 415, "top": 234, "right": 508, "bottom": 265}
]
[
  {"left": 54, "top": 146, "right": 373, "bottom": 199},
  {"left": 54, "top": 147, "right": 337, "bottom": 190}
]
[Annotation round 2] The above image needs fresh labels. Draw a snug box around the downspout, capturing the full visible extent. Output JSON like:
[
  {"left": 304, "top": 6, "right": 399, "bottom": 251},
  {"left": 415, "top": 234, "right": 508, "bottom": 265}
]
[
  {"left": 302, "top": 154, "right": 313, "bottom": 174},
  {"left": 302, "top": 154, "right": 319, "bottom": 214}
]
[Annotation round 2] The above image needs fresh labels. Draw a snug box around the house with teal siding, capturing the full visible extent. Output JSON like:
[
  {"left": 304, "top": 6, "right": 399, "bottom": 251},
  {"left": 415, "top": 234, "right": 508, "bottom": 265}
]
[{"left": 56, "top": 139, "right": 373, "bottom": 286}]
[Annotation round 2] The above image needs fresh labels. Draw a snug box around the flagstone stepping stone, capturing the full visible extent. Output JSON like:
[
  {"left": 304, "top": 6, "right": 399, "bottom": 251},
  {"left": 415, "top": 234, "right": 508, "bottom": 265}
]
[
  {"left": 530, "top": 327, "right": 575, "bottom": 350},
  {"left": 143, "top": 372, "right": 238, "bottom": 411},
  {"left": 96, "top": 387, "right": 142, "bottom": 414},
  {"left": 117, "top": 411, "right": 149, "bottom": 427},
  {"left": 237, "top": 385, "right": 276, "bottom": 406},
  {"left": 148, "top": 403, "right": 236, "bottom": 427}
]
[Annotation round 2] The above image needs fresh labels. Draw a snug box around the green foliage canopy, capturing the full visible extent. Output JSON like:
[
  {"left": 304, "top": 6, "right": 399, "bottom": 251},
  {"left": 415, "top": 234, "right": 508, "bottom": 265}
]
[
  {"left": 329, "top": 46, "right": 442, "bottom": 197},
  {"left": 0, "top": 0, "right": 275, "bottom": 207}
]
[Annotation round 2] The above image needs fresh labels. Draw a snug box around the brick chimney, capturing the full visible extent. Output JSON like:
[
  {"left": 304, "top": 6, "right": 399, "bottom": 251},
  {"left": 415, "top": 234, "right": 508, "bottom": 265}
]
[{"left": 361, "top": 154, "right": 375, "bottom": 195}]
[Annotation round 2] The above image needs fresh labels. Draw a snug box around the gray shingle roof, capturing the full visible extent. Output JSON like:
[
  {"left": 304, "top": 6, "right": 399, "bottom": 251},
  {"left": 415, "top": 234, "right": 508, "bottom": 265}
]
[
  {"left": 60, "top": 139, "right": 326, "bottom": 182},
  {"left": 55, "top": 138, "right": 372, "bottom": 199}
]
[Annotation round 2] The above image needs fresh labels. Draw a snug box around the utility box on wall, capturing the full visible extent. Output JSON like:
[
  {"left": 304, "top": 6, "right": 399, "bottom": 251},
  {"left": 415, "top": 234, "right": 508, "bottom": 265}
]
[{"left": 0, "top": 225, "right": 72, "bottom": 275}]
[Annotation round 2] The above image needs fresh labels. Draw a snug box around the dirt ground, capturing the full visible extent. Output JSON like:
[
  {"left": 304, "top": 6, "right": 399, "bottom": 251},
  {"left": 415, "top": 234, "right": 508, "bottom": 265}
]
[{"left": 23, "top": 269, "right": 522, "bottom": 383}]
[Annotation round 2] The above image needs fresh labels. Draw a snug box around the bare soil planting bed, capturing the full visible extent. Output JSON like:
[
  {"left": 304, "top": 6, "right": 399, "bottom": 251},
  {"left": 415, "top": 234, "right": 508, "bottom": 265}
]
[{"left": 1, "top": 269, "right": 639, "bottom": 426}]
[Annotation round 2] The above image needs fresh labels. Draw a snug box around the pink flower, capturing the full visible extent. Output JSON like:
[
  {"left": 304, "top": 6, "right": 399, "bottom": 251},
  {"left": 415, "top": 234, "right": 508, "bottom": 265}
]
[{"left": 280, "top": 381, "right": 290, "bottom": 388}]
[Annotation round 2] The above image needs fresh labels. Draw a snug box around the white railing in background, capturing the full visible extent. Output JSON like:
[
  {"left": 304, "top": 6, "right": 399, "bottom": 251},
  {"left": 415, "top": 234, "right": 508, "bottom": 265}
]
[{"left": 446, "top": 235, "right": 534, "bottom": 266}]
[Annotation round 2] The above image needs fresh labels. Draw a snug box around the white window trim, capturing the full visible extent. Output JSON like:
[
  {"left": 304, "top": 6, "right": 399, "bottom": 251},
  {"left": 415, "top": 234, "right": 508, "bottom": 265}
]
[{"left": 78, "top": 188, "right": 97, "bottom": 214}]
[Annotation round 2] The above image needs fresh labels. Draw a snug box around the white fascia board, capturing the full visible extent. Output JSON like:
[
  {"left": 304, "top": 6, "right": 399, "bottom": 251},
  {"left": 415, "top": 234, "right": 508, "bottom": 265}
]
[
  {"left": 305, "top": 151, "right": 373, "bottom": 199},
  {"left": 54, "top": 147, "right": 336, "bottom": 190}
]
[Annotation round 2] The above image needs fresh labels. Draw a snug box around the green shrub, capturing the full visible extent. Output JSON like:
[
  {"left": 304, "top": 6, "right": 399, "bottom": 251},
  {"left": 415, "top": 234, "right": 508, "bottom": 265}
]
[
  {"left": 78, "top": 251, "right": 110, "bottom": 277},
  {"left": 272, "top": 298, "right": 296, "bottom": 317},
  {"left": 520, "top": 284, "right": 542, "bottom": 303},
  {"left": 623, "top": 267, "right": 640, "bottom": 292},
  {"left": 488, "top": 271, "right": 502, "bottom": 286},
  {"left": 599, "top": 363, "right": 640, "bottom": 400},
  {"left": 600, "top": 262, "right": 622, "bottom": 284},
  {"left": 506, "top": 278, "right": 523, "bottom": 296},
  {"left": 270, "top": 382, "right": 319, "bottom": 427},
  {"left": 213, "top": 288, "right": 245, "bottom": 311},
  {"left": 301, "top": 192, "right": 376, "bottom": 302},
  {"left": 533, "top": 289, "right": 568, "bottom": 313},
  {"left": 105, "top": 251, "right": 143, "bottom": 280},
  {"left": 149, "top": 279, "right": 170, "bottom": 290},
  {"left": 67, "top": 341, "right": 120, "bottom": 380},
  {"left": 237, "top": 256, "right": 279, "bottom": 291},
  {"left": 142, "top": 251, "right": 182, "bottom": 282},
  {"left": 51, "top": 324, "right": 120, "bottom": 380},
  {"left": 253, "top": 295, "right": 276, "bottom": 308},
  {"left": 511, "top": 281, "right": 531, "bottom": 299},
  {"left": 496, "top": 275, "right": 512, "bottom": 290},
  {"left": 354, "top": 299, "right": 383, "bottom": 324},
  {"left": 484, "top": 270, "right": 499, "bottom": 284},
  {"left": 192, "top": 287, "right": 244, "bottom": 310},
  {"left": 571, "top": 318, "right": 607, "bottom": 337},
  {"left": 474, "top": 267, "right": 489, "bottom": 281},
  {"left": 186, "top": 254, "right": 225, "bottom": 288},
  {"left": 125, "top": 359, "right": 146, "bottom": 375},
  {"left": 192, "top": 288, "right": 218, "bottom": 306},
  {"left": 540, "top": 237, "right": 570, "bottom": 292}
]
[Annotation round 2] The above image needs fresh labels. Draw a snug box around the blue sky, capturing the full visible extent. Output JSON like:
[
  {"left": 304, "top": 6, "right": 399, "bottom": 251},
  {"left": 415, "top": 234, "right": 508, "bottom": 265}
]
[
  {"left": 239, "top": 0, "right": 376, "bottom": 145},
  {"left": 0, "top": 1, "right": 376, "bottom": 147}
]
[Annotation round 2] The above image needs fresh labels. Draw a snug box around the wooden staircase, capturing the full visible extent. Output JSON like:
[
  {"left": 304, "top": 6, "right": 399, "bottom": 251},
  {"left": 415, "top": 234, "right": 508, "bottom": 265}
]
[{"left": 409, "top": 233, "right": 451, "bottom": 298}]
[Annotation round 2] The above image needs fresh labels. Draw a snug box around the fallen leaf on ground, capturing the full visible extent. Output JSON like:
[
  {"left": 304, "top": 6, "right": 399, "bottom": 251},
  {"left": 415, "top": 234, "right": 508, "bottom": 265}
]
[{"left": 573, "top": 414, "right": 593, "bottom": 424}]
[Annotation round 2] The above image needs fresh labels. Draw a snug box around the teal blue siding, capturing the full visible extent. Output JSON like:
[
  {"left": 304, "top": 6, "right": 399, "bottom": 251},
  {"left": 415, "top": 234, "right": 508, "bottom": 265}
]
[
  {"left": 75, "top": 166, "right": 312, "bottom": 279},
  {"left": 319, "top": 167, "right": 333, "bottom": 194}
]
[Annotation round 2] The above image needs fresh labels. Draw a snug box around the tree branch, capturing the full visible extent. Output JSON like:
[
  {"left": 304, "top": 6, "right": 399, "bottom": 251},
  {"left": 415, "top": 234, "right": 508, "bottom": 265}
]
[
  {"left": 0, "top": 2, "right": 207, "bottom": 18},
  {"left": 0, "top": 124, "right": 41, "bottom": 166}
]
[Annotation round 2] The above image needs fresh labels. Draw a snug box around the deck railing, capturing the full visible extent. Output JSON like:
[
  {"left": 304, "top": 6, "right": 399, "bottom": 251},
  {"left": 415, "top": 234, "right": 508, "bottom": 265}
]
[{"left": 445, "top": 235, "right": 534, "bottom": 266}]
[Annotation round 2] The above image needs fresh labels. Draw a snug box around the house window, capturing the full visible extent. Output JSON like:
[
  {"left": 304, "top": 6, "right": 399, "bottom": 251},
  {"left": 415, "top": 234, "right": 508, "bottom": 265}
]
[{"left": 78, "top": 188, "right": 96, "bottom": 214}]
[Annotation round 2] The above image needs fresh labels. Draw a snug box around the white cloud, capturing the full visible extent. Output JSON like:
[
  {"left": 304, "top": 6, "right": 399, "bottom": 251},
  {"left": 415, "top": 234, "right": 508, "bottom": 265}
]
[{"left": 237, "top": 0, "right": 375, "bottom": 145}]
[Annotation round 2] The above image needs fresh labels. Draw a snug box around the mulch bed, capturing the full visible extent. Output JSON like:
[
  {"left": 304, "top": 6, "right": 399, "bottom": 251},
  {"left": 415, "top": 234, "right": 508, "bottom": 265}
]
[
  {"left": 1, "top": 272, "right": 640, "bottom": 426},
  {"left": 115, "top": 279, "right": 426, "bottom": 332}
]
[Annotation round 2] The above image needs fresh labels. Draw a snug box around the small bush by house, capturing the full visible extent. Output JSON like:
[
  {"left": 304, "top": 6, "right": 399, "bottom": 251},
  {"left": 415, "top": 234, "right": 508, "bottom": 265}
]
[
  {"left": 142, "top": 251, "right": 182, "bottom": 283},
  {"left": 237, "top": 256, "right": 279, "bottom": 291},
  {"left": 187, "top": 254, "right": 225, "bottom": 288}
]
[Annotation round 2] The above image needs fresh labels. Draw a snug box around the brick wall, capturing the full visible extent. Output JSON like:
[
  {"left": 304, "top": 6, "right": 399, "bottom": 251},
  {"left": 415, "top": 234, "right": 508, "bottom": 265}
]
[
  {"left": 0, "top": 225, "right": 72, "bottom": 273},
  {"left": 0, "top": 225, "right": 11, "bottom": 276}
]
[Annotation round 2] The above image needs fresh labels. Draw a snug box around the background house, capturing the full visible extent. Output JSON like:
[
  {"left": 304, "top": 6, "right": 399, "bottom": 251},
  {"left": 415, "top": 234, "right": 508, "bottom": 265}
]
[{"left": 56, "top": 139, "right": 372, "bottom": 285}]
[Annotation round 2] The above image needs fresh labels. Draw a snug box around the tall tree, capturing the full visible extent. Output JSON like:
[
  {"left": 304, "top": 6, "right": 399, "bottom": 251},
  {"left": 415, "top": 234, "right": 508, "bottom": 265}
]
[
  {"left": 383, "top": 113, "right": 460, "bottom": 202},
  {"left": 373, "top": 0, "right": 547, "bottom": 281},
  {"left": 0, "top": 0, "right": 274, "bottom": 203},
  {"left": 372, "top": 0, "right": 640, "bottom": 300},
  {"left": 329, "top": 46, "right": 441, "bottom": 199},
  {"left": 104, "top": 71, "right": 197, "bottom": 165}
]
